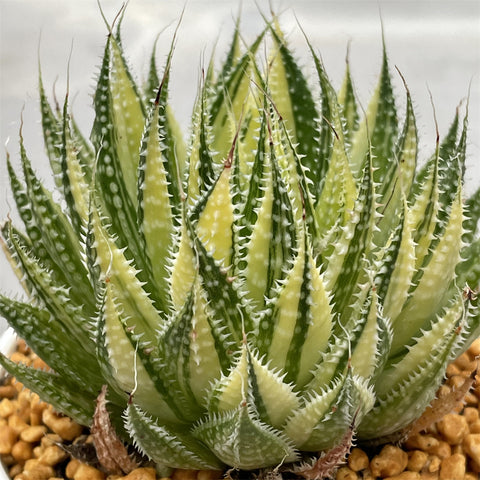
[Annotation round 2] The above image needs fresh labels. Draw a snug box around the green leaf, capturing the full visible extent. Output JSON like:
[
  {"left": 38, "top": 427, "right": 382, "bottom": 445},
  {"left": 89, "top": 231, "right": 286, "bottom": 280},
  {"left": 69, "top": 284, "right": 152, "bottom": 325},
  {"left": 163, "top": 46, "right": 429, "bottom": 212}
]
[
  {"left": 304, "top": 287, "right": 378, "bottom": 396},
  {"left": 410, "top": 111, "right": 459, "bottom": 202},
  {"left": 409, "top": 155, "right": 440, "bottom": 272},
  {"left": 309, "top": 43, "right": 343, "bottom": 196},
  {"left": 391, "top": 188, "right": 464, "bottom": 353},
  {"left": 98, "top": 278, "right": 181, "bottom": 423},
  {"left": 143, "top": 29, "right": 186, "bottom": 212},
  {"left": 329, "top": 152, "right": 377, "bottom": 322},
  {"left": 350, "top": 288, "right": 392, "bottom": 380},
  {"left": 284, "top": 371, "right": 374, "bottom": 451},
  {"left": 360, "top": 293, "right": 466, "bottom": 438},
  {"left": 70, "top": 115, "right": 95, "bottom": 184},
  {"left": 308, "top": 46, "right": 357, "bottom": 259},
  {"left": 108, "top": 35, "right": 146, "bottom": 204},
  {"left": 194, "top": 164, "right": 235, "bottom": 268},
  {"left": 190, "top": 230, "right": 250, "bottom": 372},
  {"left": 269, "top": 24, "right": 321, "bottom": 188},
  {"left": 234, "top": 106, "right": 268, "bottom": 269},
  {"left": 38, "top": 67, "right": 63, "bottom": 188},
  {"left": 170, "top": 222, "right": 196, "bottom": 310},
  {"left": 186, "top": 90, "right": 216, "bottom": 200},
  {"left": 0, "top": 354, "right": 94, "bottom": 426},
  {"left": 1, "top": 216, "right": 35, "bottom": 296},
  {"left": 0, "top": 294, "right": 102, "bottom": 392},
  {"left": 7, "top": 140, "right": 93, "bottom": 311},
  {"left": 59, "top": 96, "right": 91, "bottom": 238},
  {"left": 261, "top": 230, "right": 332, "bottom": 387},
  {"left": 144, "top": 35, "right": 161, "bottom": 103},
  {"left": 88, "top": 206, "right": 161, "bottom": 340},
  {"left": 137, "top": 99, "right": 175, "bottom": 311},
  {"left": 208, "top": 343, "right": 300, "bottom": 429},
  {"left": 338, "top": 60, "right": 359, "bottom": 144},
  {"left": 208, "top": 30, "right": 264, "bottom": 164},
  {"left": 457, "top": 239, "right": 480, "bottom": 290},
  {"left": 185, "top": 279, "right": 224, "bottom": 404},
  {"left": 125, "top": 403, "right": 224, "bottom": 470},
  {"left": 90, "top": 35, "right": 160, "bottom": 309},
  {"left": 154, "top": 292, "right": 209, "bottom": 420},
  {"left": 455, "top": 293, "right": 480, "bottom": 355},
  {"left": 275, "top": 109, "right": 320, "bottom": 252},
  {"left": 375, "top": 86, "right": 417, "bottom": 244},
  {"left": 241, "top": 134, "right": 297, "bottom": 307},
  {"left": 5, "top": 225, "right": 97, "bottom": 360},
  {"left": 350, "top": 44, "right": 397, "bottom": 178},
  {"left": 368, "top": 45, "right": 398, "bottom": 194},
  {"left": 462, "top": 187, "right": 480, "bottom": 245},
  {"left": 436, "top": 111, "right": 467, "bottom": 223},
  {"left": 193, "top": 401, "right": 299, "bottom": 470},
  {"left": 378, "top": 202, "right": 417, "bottom": 323}
]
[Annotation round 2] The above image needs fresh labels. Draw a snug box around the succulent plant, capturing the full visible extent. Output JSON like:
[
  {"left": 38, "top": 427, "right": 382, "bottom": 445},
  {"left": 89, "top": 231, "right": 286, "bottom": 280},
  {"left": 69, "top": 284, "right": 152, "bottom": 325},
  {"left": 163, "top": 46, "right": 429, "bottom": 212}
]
[{"left": 1, "top": 10, "right": 479, "bottom": 477}]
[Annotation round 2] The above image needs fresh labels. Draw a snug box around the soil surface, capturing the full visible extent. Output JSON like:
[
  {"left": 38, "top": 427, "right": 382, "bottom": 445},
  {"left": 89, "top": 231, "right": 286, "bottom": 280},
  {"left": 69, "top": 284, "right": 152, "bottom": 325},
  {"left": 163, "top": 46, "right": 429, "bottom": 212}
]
[{"left": 1, "top": 338, "right": 479, "bottom": 480}]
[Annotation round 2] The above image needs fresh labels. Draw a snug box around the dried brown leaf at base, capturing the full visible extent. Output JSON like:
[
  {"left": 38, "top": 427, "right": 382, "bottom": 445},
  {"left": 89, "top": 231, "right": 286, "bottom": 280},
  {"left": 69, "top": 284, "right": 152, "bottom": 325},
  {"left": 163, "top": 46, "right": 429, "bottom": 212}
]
[
  {"left": 292, "top": 416, "right": 356, "bottom": 480},
  {"left": 406, "top": 363, "right": 478, "bottom": 438},
  {"left": 91, "top": 384, "right": 139, "bottom": 475}
]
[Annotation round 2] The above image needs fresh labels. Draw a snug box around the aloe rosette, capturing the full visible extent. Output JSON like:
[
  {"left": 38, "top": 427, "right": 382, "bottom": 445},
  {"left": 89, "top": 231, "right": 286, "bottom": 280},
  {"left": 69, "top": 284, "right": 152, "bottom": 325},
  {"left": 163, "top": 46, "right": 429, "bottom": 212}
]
[{"left": 1, "top": 13, "right": 479, "bottom": 475}]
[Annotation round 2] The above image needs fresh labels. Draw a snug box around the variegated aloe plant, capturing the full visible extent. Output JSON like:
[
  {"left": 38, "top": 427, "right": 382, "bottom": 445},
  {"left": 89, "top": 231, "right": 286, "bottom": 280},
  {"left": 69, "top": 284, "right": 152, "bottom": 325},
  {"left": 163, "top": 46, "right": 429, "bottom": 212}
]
[{"left": 1, "top": 11, "right": 479, "bottom": 477}]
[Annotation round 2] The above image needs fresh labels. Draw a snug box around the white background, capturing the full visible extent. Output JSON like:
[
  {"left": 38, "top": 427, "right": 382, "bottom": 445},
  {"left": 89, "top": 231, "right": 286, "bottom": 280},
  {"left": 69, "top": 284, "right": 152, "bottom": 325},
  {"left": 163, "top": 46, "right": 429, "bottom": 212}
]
[{"left": 0, "top": 0, "right": 479, "bottom": 332}]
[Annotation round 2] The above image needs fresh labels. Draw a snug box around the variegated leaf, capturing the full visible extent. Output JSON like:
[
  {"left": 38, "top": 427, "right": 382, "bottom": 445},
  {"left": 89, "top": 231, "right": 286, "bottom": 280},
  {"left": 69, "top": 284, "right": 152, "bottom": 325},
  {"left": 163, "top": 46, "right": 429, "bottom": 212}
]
[
  {"left": 125, "top": 403, "right": 224, "bottom": 470},
  {"left": 193, "top": 401, "right": 299, "bottom": 470}
]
